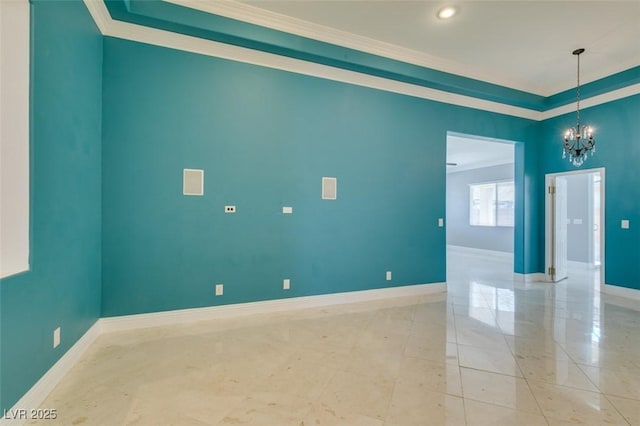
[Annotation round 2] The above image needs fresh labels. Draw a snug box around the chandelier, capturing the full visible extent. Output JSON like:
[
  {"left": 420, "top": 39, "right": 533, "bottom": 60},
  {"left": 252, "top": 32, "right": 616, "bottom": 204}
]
[{"left": 563, "top": 48, "right": 595, "bottom": 167}]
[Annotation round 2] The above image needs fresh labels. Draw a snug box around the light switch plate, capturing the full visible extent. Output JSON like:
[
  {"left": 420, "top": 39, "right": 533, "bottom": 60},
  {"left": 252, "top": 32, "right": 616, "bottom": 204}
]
[
  {"left": 438, "top": 218, "right": 444, "bottom": 227},
  {"left": 283, "top": 279, "right": 290, "bottom": 290},
  {"left": 621, "top": 219, "right": 630, "bottom": 229},
  {"left": 215, "top": 284, "right": 224, "bottom": 296},
  {"left": 282, "top": 206, "right": 293, "bottom": 214},
  {"left": 53, "top": 327, "right": 61, "bottom": 348},
  {"left": 386, "top": 271, "right": 392, "bottom": 281}
]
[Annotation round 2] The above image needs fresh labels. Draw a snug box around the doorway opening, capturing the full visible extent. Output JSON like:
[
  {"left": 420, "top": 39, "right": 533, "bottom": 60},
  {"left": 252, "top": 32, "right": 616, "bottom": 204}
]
[
  {"left": 545, "top": 168, "right": 605, "bottom": 289},
  {"left": 446, "top": 133, "right": 517, "bottom": 282}
]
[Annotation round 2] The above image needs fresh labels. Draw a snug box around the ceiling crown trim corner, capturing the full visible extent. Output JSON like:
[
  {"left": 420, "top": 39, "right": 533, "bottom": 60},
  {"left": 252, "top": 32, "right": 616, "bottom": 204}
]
[
  {"left": 164, "top": 0, "right": 537, "bottom": 95},
  {"left": 83, "top": 0, "right": 640, "bottom": 122}
]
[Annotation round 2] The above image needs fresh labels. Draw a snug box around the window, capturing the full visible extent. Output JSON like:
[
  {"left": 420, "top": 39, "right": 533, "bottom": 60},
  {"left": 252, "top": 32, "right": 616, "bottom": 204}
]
[
  {"left": 0, "top": 0, "right": 30, "bottom": 278},
  {"left": 496, "top": 181, "right": 515, "bottom": 226},
  {"left": 469, "top": 181, "right": 514, "bottom": 227}
]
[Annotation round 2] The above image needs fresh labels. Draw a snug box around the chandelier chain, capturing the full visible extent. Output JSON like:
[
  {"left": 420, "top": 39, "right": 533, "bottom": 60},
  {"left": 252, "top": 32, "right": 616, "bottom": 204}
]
[
  {"left": 562, "top": 47, "right": 596, "bottom": 167},
  {"left": 576, "top": 52, "right": 580, "bottom": 129}
]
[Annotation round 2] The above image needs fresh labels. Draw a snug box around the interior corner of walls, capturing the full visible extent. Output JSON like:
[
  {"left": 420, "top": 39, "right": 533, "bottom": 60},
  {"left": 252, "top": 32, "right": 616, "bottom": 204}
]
[
  {"left": 513, "top": 272, "right": 545, "bottom": 283},
  {"left": 82, "top": 0, "right": 111, "bottom": 35},
  {"left": 99, "top": 283, "right": 447, "bottom": 333},
  {"left": 0, "top": 322, "right": 101, "bottom": 424},
  {"left": 3, "top": 0, "right": 105, "bottom": 416},
  {"left": 603, "top": 283, "right": 640, "bottom": 301}
]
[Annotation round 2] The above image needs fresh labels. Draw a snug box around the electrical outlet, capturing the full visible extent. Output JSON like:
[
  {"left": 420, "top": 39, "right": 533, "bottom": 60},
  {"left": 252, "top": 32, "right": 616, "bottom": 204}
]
[
  {"left": 621, "top": 219, "right": 630, "bottom": 229},
  {"left": 282, "top": 206, "right": 293, "bottom": 214},
  {"left": 386, "top": 271, "right": 392, "bottom": 281},
  {"left": 215, "top": 284, "right": 224, "bottom": 296},
  {"left": 53, "top": 327, "right": 61, "bottom": 348},
  {"left": 225, "top": 206, "right": 236, "bottom": 213},
  {"left": 283, "top": 279, "right": 290, "bottom": 290}
]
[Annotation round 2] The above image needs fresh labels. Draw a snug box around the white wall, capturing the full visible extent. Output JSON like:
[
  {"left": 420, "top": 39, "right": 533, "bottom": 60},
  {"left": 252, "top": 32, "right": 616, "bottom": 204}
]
[
  {"left": 0, "top": 0, "right": 30, "bottom": 278},
  {"left": 446, "top": 163, "right": 514, "bottom": 253},
  {"left": 565, "top": 173, "right": 592, "bottom": 263}
]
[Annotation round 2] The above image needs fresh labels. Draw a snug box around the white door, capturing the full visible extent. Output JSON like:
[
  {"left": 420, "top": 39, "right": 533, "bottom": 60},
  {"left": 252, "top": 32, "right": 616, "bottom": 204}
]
[
  {"left": 591, "top": 173, "right": 602, "bottom": 267},
  {"left": 545, "top": 169, "right": 604, "bottom": 286},
  {"left": 552, "top": 176, "right": 569, "bottom": 282}
]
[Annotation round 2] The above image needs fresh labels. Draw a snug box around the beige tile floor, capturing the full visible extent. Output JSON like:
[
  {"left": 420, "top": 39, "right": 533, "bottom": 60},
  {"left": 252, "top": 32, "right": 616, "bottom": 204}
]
[{"left": 30, "top": 248, "right": 640, "bottom": 425}]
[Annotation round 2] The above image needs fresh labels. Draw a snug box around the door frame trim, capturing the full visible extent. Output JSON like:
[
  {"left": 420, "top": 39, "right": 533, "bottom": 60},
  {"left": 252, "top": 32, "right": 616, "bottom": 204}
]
[{"left": 544, "top": 167, "right": 605, "bottom": 288}]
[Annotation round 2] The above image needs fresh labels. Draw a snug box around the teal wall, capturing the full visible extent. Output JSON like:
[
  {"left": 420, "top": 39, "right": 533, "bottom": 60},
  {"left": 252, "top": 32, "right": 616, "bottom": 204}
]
[
  {"left": 104, "top": 0, "right": 547, "bottom": 110},
  {"left": 1, "top": 0, "right": 637, "bottom": 413},
  {"left": 540, "top": 95, "right": 640, "bottom": 289},
  {"left": 0, "top": 0, "right": 103, "bottom": 412},
  {"left": 101, "top": 38, "right": 539, "bottom": 316}
]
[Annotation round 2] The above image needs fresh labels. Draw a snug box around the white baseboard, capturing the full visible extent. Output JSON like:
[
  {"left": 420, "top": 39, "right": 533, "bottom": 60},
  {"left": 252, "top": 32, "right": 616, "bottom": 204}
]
[
  {"left": 1, "top": 322, "right": 101, "bottom": 426},
  {"left": 3, "top": 278, "right": 639, "bottom": 425},
  {"left": 603, "top": 283, "right": 640, "bottom": 301},
  {"left": 513, "top": 273, "right": 546, "bottom": 283},
  {"left": 567, "top": 260, "right": 595, "bottom": 269},
  {"left": 101, "top": 282, "right": 447, "bottom": 333},
  {"left": 2, "top": 283, "right": 445, "bottom": 424},
  {"left": 447, "top": 245, "right": 513, "bottom": 259}
]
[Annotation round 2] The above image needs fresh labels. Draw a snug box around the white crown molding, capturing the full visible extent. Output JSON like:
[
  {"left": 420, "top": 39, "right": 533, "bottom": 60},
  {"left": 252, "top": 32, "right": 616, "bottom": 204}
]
[
  {"left": 83, "top": 0, "right": 542, "bottom": 120},
  {"left": 101, "top": 282, "right": 447, "bottom": 333},
  {"left": 83, "top": 0, "right": 640, "bottom": 122},
  {"left": 0, "top": 322, "right": 101, "bottom": 426},
  {"left": 164, "top": 0, "right": 537, "bottom": 95},
  {"left": 542, "top": 58, "right": 640, "bottom": 97},
  {"left": 167, "top": 1, "right": 640, "bottom": 98},
  {"left": 83, "top": 0, "right": 109, "bottom": 33},
  {"left": 539, "top": 83, "right": 640, "bottom": 120}
]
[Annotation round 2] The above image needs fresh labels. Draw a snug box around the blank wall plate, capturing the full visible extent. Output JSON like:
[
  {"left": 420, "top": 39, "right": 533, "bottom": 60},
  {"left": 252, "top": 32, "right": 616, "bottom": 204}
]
[
  {"left": 322, "top": 177, "right": 337, "bottom": 200},
  {"left": 225, "top": 206, "right": 236, "bottom": 213},
  {"left": 283, "top": 279, "right": 290, "bottom": 290},
  {"left": 215, "top": 284, "right": 224, "bottom": 296},
  {"left": 282, "top": 206, "right": 293, "bottom": 214},
  {"left": 53, "top": 327, "right": 61, "bottom": 348},
  {"left": 621, "top": 219, "right": 630, "bottom": 229},
  {"left": 386, "top": 271, "right": 392, "bottom": 281},
  {"left": 183, "top": 169, "right": 204, "bottom": 196}
]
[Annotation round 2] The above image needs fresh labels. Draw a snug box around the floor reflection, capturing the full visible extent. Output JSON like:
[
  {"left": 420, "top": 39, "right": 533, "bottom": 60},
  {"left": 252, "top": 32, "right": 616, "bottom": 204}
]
[
  {"left": 447, "top": 246, "right": 639, "bottom": 425},
  {"left": 28, "top": 247, "right": 640, "bottom": 426}
]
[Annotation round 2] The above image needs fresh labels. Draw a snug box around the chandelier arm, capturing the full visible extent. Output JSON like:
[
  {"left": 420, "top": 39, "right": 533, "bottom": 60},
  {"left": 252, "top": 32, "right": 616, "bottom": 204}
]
[{"left": 583, "top": 138, "right": 595, "bottom": 149}]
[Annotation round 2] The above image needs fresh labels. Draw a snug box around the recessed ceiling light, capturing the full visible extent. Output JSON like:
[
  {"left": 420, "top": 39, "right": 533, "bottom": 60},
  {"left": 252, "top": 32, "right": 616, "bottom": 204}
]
[{"left": 437, "top": 6, "right": 458, "bottom": 19}]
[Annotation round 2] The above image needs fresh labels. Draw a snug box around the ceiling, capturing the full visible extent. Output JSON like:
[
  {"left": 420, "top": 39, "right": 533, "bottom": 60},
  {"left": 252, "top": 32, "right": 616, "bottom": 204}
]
[
  {"left": 237, "top": 0, "right": 640, "bottom": 96},
  {"left": 446, "top": 135, "right": 514, "bottom": 173}
]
